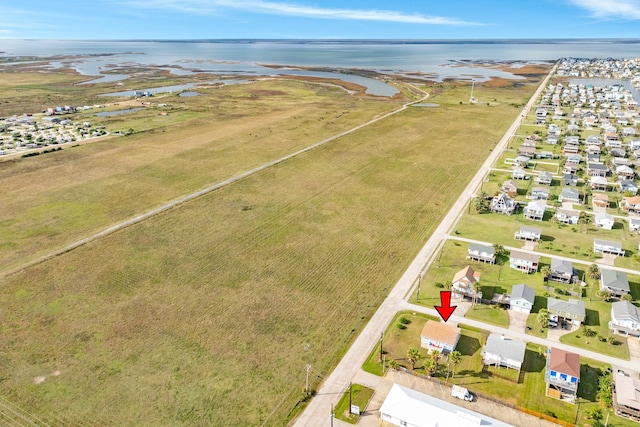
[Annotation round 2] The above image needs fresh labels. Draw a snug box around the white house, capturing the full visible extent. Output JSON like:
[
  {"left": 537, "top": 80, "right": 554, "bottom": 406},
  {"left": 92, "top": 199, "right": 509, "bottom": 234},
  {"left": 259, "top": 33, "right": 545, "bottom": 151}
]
[
  {"left": 609, "top": 301, "right": 640, "bottom": 337},
  {"left": 514, "top": 225, "right": 541, "bottom": 241},
  {"left": 451, "top": 266, "right": 481, "bottom": 300},
  {"left": 380, "top": 384, "right": 514, "bottom": 427},
  {"left": 482, "top": 333, "right": 527, "bottom": 371},
  {"left": 420, "top": 320, "right": 461, "bottom": 355},
  {"left": 594, "top": 212, "right": 615, "bottom": 230},
  {"left": 555, "top": 208, "right": 580, "bottom": 225},
  {"left": 524, "top": 200, "right": 546, "bottom": 221},
  {"left": 594, "top": 239, "right": 626, "bottom": 257},
  {"left": 509, "top": 284, "right": 535, "bottom": 313},
  {"left": 467, "top": 243, "right": 496, "bottom": 264},
  {"left": 600, "top": 268, "right": 630, "bottom": 297}
]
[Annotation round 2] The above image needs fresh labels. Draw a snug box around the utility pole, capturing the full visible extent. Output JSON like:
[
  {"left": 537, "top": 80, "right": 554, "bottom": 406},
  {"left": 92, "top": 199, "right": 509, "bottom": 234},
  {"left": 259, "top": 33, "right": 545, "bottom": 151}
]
[
  {"left": 305, "top": 364, "right": 312, "bottom": 396},
  {"left": 348, "top": 382, "right": 353, "bottom": 414},
  {"left": 416, "top": 271, "right": 424, "bottom": 300},
  {"left": 380, "top": 331, "right": 384, "bottom": 363},
  {"left": 330, "top": 404, "right": 334, "bottom": 427}
]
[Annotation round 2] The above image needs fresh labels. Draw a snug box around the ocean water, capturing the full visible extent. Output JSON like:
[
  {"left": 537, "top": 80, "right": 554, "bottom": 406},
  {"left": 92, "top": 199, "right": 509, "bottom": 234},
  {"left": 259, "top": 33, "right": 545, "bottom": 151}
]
[{"left": 2, "top": 39, "right": 640, "bottom": 95}]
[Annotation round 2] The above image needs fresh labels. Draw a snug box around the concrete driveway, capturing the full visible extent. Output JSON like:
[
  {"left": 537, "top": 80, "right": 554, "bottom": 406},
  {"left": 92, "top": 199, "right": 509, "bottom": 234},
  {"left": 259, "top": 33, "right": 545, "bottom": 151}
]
[{"left": 507, "top": 309, "right": 529, "bottom": 334}]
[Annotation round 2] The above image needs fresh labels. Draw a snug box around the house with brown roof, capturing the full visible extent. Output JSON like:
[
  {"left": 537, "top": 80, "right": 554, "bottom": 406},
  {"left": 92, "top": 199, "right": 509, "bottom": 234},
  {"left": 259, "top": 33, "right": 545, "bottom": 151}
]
[
  {"left": 420, "top": 320, "right": 461, "bottom": 355},
  {"left": 592, "top": 193, "right": 609, "bottom": 208},
  {"left": 501, "top": 180, "right": 519, "bottom": 198},
  {"left": 451, "top": 266, "right": 481, "bottom": 300},
  {"left": 623, "top": 196, "right": 640, "bottom": 214},
  {"left": 545, "top": 347, "right": 580, "bottom": 403},
  {"left": 509, "top": 250, "right": 539, "bottom": 273}
]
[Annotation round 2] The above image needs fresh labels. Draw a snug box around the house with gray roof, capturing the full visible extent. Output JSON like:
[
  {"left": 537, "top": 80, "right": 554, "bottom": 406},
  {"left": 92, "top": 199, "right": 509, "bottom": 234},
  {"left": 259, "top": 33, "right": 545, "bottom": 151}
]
[
  {"left": 600, "top": 268, "right": 630, "bottom": 297},
  {"left": 547, "top": 298, "right": 586, "bottom": 325},
  {"left": 490, "top": 192, "right": 517, "bottom": 215},
  {"left": 514, "top": 225, "right": 541, "bottom": 241},
  {"left": 594, "top": 239, "right": 626, "bottom": 257},
  {"left": 524, "top": 201, "right": 546, "bottom": 221},
  {"left": 467, "top": 243, "right": 495, "bottom": 264},
  {"left": 609, "top": 301, "right": 640, "bottom": 337},
  {"left": 595, "top": 212, "right": 614, "bottom": 230},
  {"left": 549, "top": 258, "right": 576, "bottom": 284},
  {"left": 536, "top": 171, "right": 553, "bottom": 186},
  {"left": 613, "top": 371, "right": 640, "bottom": 420},
  {"left": 482, "top": 333, "right": 527, "bottom": 371},
  {"left": 509, "top": 284, "right": 535, "bottom": 313},
  {"left": 558, "top": 188, "right": 580, "bottom": 204}
]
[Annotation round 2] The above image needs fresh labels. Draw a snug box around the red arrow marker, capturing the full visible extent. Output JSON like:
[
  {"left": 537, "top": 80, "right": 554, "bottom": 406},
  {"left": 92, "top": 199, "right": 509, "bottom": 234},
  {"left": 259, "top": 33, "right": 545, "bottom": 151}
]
[{"left": 435, "top": 291, "right": 457, "bottom": 322}]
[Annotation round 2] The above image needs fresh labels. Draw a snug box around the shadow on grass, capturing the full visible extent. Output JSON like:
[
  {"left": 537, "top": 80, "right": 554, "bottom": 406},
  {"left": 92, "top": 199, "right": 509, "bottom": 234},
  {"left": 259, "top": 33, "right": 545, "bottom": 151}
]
[
  {"left": 522, "top": 349, "right": 546, "bottom": 373},
  {"left": 457, "top": 335, "right": 481, "bottom": 357},
  {"left": 585, "top": 308, "right": 600, "bottom": 327},
  {"left": 577, "top": 364, "right": 604, "bottom": 402}
]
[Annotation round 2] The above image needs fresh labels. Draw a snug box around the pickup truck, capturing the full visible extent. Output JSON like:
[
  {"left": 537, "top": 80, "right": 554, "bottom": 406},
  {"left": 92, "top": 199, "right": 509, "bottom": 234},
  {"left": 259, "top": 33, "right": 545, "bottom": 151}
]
[{"left": 451, "top": 385, "right": 473, "bottom": 401}]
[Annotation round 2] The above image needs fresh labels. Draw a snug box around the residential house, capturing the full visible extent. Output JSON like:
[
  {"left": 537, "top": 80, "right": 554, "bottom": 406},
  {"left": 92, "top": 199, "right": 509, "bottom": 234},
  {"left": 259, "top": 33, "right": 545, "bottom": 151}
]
[
  {"left": 524, "top": 200, "right": 546, "bottom": 221},
  {"left": 610, "top": 148, "right": 627, "bottom": 159},
  {"left": 509, "top": 284, "right": 535, "bottom": 313},
  {"left": 600, "top": 268, "right": 630, "bottom": 297},
  {"left": 558, "top": 188, "right": 580, "bottom": 204},
  {"left": 620, "top": 180, "right": 639, "bottom": 195},
  {"left": 536, "top": 171, "right": 553, "bottom": 186},
  {"left": 616, "top": 165, "right": 635, "bottom": 180},
  {"left": 547, "top": 298, "right": 586, "bottom": 325},
  {"left": 501, "top": 180, "right": 519, "bottom": 198},
  {"left": 467, "top": 243, "right": 496, "bottom": 264},
  {"left": 482, "top": 333, "right": 527, "bottom": 371},
  {"left": 629, "top": 217, "right": 640, "bottom": 232},
  {"left": 545, "top": 347, "right": 580, "bottom": 403},
  {"left": 549, "top": 258, "right": 576, "bottom": 284},
  {"left": 380, "top": 384, "right": 513, "bottom": 427},
  {"left": 622, "top": 127, "right": 636, "bottom": 137},
  {"left": 509, "top": 250, "right": 539, "bottom": 273},
  {"left": 594, "top": 239, "right": 626, "bottom": 257},
  {"left": 585, "top": 134, "right": 602, "bottom": 146},
  {"left": 555, "top": 208, "right": 580, "bottom": 225},
  {"left": 514, "top": 225, "right": 541, "bottom": 241},
  {"left": 563, "top": 163, "right": 579, "bottom": 175},
  {"left": 490, "top": 192, "right": 517, "bottom": 215},
  {"left": 518, "top": 145, "right": 536, "bottom": 158},
  {"left": 563, "top": 144, "right": 580, "bottom": 155},
  {"left": 587, "top": 145, "right": 601, "bottom": 155},
  {"left": 420, "top": 320, "right": 461, "bottom": 355},
  {"left": 512, "top": 168, "right": 528, "bottom": 180},
  {"left": 623, "top": 196, "right": 640, "bottom": 214},
  {"left": 587, "top": 162, "right": 609, "bottom": 177},
  {"left": 592, "top": 193, "right": 609, "bottom": 208},
  {"left": 594, "top": 212, "right": 615, "bottom": 230},
  {"left": 530, "top": 186, "right": 550, "bottom": 201},
  {"left": 613, "top": 372, "right": 640, "bottom": 420},
  {"left": 514, "top": 156, "right": 530, "bottom": 168},
  {"left": 565, "top": 153, "right": 582, "bottom": 165},
  {"left": 451, "top": 266, "right": 482, "bottom": 301},
  {"left": 609, "top": 301, "right": 640, "bottom": 337},
  {"left": 547, "top": 135, "right": 559, "bottom": 145},
  {"left": 562, "top": 173, "right": 578, "bottom": 186},
  {"left": 590, "top": 176, "right": 610, "bottom": 191},
  {"left": 536, "top": 151, "right": 554, "bottom": 160}
]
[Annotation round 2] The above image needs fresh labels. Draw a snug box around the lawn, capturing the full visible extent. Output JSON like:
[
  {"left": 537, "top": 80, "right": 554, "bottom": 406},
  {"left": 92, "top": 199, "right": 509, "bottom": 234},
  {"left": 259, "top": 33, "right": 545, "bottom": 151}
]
[
  {"left": 464, "top": 304, "right": 510, "bottom": 328},
  {"left": 0, "top": 72, "right": 548, "bottom": 426},
  {"left": 334, "top": 384, "right": 375, "bottom": 424}
]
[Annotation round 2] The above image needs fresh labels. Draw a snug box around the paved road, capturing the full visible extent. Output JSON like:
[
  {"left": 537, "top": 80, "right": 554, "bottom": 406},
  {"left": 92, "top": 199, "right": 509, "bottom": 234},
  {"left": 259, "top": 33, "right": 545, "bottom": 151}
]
[
  {"left": 292, "top": 66, "right": 558, "bottom": 426},
  {"left": 1, "top": 87, "right": 429, "bottom": 280},
  {"left": 400, "top": 300, "right": 640, "bottom": 372}
]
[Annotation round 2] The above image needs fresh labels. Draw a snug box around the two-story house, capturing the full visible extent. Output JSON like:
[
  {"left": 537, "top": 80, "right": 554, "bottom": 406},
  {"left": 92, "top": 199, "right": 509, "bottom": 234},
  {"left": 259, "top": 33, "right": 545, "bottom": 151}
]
[
  {"left": 509, "top": 250, "right": 539, "bottom": 274},
  {"left": 420, "top": 320, "right": 461, "bottom": 355},
  {"left": 545, "top": 348, "right": 580, "bottom": 403},
  {"left": 600, "top": 268, "right": 630, "bottom": 297},
  {"left": 609, "top": 300, "right": 640, "bottom": 337}
]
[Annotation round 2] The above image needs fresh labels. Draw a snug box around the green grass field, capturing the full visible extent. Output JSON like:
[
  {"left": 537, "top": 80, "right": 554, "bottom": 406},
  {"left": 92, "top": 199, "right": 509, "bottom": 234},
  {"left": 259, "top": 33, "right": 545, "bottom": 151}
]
[{"left": 0, "top": 69, "right": 547, "bottom": 425}]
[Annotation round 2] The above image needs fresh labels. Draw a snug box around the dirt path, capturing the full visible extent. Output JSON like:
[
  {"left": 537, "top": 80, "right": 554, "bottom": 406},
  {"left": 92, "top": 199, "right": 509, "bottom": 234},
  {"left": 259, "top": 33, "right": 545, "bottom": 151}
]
[{"left": 292, "top": 66, "right": 557, "bottom": 426}]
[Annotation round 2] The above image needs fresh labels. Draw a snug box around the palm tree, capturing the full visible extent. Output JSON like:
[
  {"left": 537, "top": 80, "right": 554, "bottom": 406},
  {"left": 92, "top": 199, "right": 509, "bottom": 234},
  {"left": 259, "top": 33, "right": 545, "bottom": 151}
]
[
  {"left": 407, "top": 347, "right": 421, "bottom": 370},
  {"left": 472, "top": 281, "right": 482, "bottom": 308},
  {"left": 573, "top": 245, "right": 580, "bottom": 255},
  {"left": 430, "top": 349, "right": 441, "bottom": 374},
  {"left": 587, "top": 264, "right": 600, "bottom": 281},
  {"left": 537, "top": 308, "right": 549, "bottom": 329},
  {"left": 423, "top": 358, "right": 436, "bottom": 376},
  {"left": 448, "top": 351, "right": 463, "bottom": 381},
  {"left": 540, "top": 265, "right": 551, "bottom": 282},
  {"left": 579, "top": 212, "right": 591, "bottom": 233}
]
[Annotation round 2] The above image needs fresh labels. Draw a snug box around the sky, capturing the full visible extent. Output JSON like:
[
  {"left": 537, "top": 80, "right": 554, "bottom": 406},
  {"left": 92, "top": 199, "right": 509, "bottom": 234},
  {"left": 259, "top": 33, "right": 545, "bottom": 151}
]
[{"left": 3, "top": 0, "right": 640, "bottom": 39}]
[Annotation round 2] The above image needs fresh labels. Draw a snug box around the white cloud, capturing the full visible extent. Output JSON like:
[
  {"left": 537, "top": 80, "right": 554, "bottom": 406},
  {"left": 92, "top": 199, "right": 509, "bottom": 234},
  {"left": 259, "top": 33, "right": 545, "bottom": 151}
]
[
  {"left": 568, "top": 0, "right": 640, "bottom": 19},
  {"left": 112, "top": 0, "right": 482, "bottom": 25}
]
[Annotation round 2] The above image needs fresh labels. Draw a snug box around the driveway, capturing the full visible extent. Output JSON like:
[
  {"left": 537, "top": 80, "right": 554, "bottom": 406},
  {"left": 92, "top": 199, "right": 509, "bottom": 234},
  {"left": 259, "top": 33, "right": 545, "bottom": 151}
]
[
  {"left": 507, "top": 310, "right": 529, "bottom": 334},
  {"left": 545, "top": 322, "right": 577, "bottom": 342},
  {"left": 627, "top": 336, "right": 640, "bottom": 366}
]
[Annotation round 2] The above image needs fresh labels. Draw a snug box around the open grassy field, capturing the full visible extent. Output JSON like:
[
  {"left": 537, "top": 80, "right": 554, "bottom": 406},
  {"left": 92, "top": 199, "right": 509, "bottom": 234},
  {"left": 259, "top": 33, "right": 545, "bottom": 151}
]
[
  {"left": 0, "top": 68, "right": 547, "bottom": 425},
  {"left": 0, "top": 76, "right": 404, "bottom": 273}
]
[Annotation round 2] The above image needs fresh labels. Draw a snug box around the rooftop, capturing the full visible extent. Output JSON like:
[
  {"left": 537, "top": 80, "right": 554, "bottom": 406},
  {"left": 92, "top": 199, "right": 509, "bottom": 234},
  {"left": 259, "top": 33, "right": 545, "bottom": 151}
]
[
  {"left": 548, "top": 347, "right": 580, "bottom": 379},
  {"left": 420, "top": 320, "right": 461, "bottom": 347}
]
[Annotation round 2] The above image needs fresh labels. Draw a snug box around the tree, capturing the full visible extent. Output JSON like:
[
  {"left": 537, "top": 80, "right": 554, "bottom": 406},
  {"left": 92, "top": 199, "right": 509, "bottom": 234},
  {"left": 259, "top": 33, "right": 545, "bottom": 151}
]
[
  {"left": 448, "top": 351, "right": 462, "bottom": 381},
  {"left": 622, "top": 293, "right": 634, "bottom": 302},
  {"left": 474, "top": 193, "right": 490, "bottom": 214},
  {"left": 573, "top": 245, "right": 580, "bottom": 255},
  {"left": 407, "top": 347, "right": 421, "bottom": 370},
  {"left": 578, "top": 211, "right": 591, "bottom": 233},
  {"left": 597, "top": 290, "right": 613, "bottom": 302},
  {"left": 537, "top": 308, "right": 550, "bottom": 328},
  {"left": 540, "top": 265, "right": 551, "bottom": 281},
  {"left": 472, "top": 281, "right": 482, "bottom": 308},
  {"left": 423, "top": 358, "right": 436, "bottom": 376},
  {"left": 597, "top": 373, "right": 613, "bottom": 409},
  {"left": 587, "top": 264, "right": 600, "bottom": 281}
]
